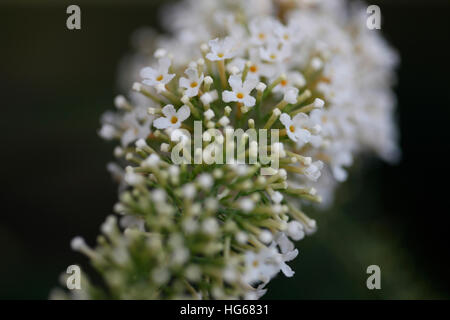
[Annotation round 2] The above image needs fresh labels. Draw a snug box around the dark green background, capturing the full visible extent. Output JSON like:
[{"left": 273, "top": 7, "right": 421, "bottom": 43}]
[{"left": 1, "top": 0, "right": 449, "bottom": 299}]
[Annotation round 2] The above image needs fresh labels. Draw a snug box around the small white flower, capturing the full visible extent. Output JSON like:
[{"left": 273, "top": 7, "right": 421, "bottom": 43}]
[
  {"left": 203, "top": 109, "right": 215, "bottom": 120},
  {"left": 172, "top": 247, "right": 190, "bottom": 265},
  {"left": 304, "top": 160, "right": 324, "bottom": 181},
  {"left": 239, "top": 197, "right": 255, "bottom": 213},
  {"left": 204, "top": 76, "right": 213, "bottom": 85},
  {"left": 222, "top": 75, "right": 258, "bottom": 107},
  {"left": 183, "top": 218, "right": 199, "bottom": 234},
  {"left": 160, "top": 143, "right": 170, "bottom": 152},
  {"left": 229, "top": 65, "right": 240, "bottom": 75},
  {"left": 249, "top": 17, "right": 278, "bottom": 45},
  {"left": 271, "top": 142, "right": 286, "bottom": 158},
  {"left": 202, "top": 218, "right": 219, "bottom": 235},
  {"left": 197, "top": 173, "right": 213, "bottom": 190},
  {"left": 100, "top": 106, "right": 153, "bottom": 147},
  {"left": 287, "top": 221, "right": 305, "bottom": 241},
  {"left": 283, "top": 87, "right": 299, "bottom": 104},
  {"left": 152, "top": 267, "right": 169, "bottom": 285},
  {"left": 253, "top": 284, "right": 269, "bottom": 300},
  {"left": 259, "top": 230, "right": 273, "bottom": 244},
  {"left": 206, "top": 37, "right": 236, "bottom": 61},
  {"left": 280, "top": 113, "right": 311, "bottom": 144},
  {"left": 153, "top": 48, "right": 167, "bottom": 59},
  {"left": 243, "top": 249, "right": 280, "bottom": 285},
  {"left": 153, "top": 104, "right": 190, "bottom": 130},
  {"left": 311, "top": 57, "right": 323, "bottom": 70},
  {"left": 230, "top": 163, "right": 249, "bottom": 176},
  {"left": 200, "top": 90, "right": 218, "bottom": 105},
  {"left": 274, "top": 21, "right": 300, "bottom": 45},
  {"left": 270, "top": 191, "right": 284, "bottom": 204},
  {"left": 135, "top": 138, "right": 148, "bottom": 149},
  {"left": 313, "top": 98, "right": 325, "bottom": 108},
  {"left": 113, "top": 147, "right": 124, "bottom": 158},
  {"left": 249, "top": 140, "right": 258, "bottom": 158},
  {"left": 121, "top": 108, "right": 153, "bottom": 147},
  {"left": 273, "top": 233, "right": 298, "bottom": 277},
  {"left": 114, "top": 95, "right": 127, "bottom": 110},
  {"left": 228, "top": 49, "right": 275, "bottom": 81},
  {"left": 100, "top": 216, "right": 117, "bottom": 234},
  {"left": 140, "top": 57, "right": 175, "bottom": 89},
  {"left": 259, "top": 39, "right": 290, "bottom": 63},
  {"left": 168, "top": 165, "right": 180, "bottom": 176},
  {"left": 142, "top": 154, "right": 160, "bottom": 168},
  {"left": 306, "top": 109, "right": 327, "bottom": 147},
  {"left": 205, "top": 197, "right": 218, "bottom": 211},
  {"left": 179, "top": 67, "right": 204, "bottom": 97},
  {"left": 124, "top": 171, "right": 144, "bottom": 186},
  {"left": 328, "top": 144, "right": 353, "bottom": 182},
  {"left": 235, "top": 232, "right": 248, "bottom": 245},
  {"left": 223, "top": 266, "right": 238, "bottom": 283},
  {"left": 256, "top": 82, "right": 267, "bottom": 92},
  {"left": 182, "top": 183, "right": 197, "bottom": 200},
  {"left": 278, "top": 168, "right": 287, "bottom": 180},
  {"left": 99, "top": 124, "right": 117, "bottom": 140},
  {"left": 273, "top": 72, "right": 306, "bottom": 94},
  {"left": 70, "top": 236, "right": 86, "bottom": 251},
  {"left": 170, "top": 128, "right": 191, "bottom": 145},
  {"left": 190, "top": 203, "right": 201, "bottom": 216},
  {"left": 185, "top": 264, "right": 201, "bottom": 282},
  {"left": 152, "top": 189, "right": 167, "bottom": 203}
]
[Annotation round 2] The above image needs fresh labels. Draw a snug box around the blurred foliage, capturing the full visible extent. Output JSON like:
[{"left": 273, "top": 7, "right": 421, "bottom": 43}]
[{"left": 266, "top": 161, "right": 444, "bottom": 299}]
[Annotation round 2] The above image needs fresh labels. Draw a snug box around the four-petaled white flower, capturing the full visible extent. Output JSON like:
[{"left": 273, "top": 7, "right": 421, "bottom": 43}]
[
  {"left": 153, "top": 104, "right": 190, "bottom": 130},
  {"left": 179, "top": 67, "right": 204, "bottom": 97},
  {"left": 273, "top": 71, "right": 306, "bottom": 94},
  {"left": 222, "top": 75, "right": 258, "bottom": 107},
  {"left": 140, "top": 58, "right": 175, "bottom": 89},
  {"left": 272, "top": 233, "right": 298, "bottom": 277},
  {"left": 228, "top": 48, "right": 276, "bottom": 81},
  {"left": 280, "top": 113, "right": 311, "bottom": 144},
  {"left": 206, "top": 37, "right": 236, "bottom": 61},
  {"left": 274, "top": 21, "right": 301, "bottom": 45},
  {"left": 249, "top": 17, "right": 278, "bottom": 46},
  {"left": 243, "top": 248, "right": 280, "bottom": 285},
  {"left": 259, "top": 39, "right": 290, "bottom": 63},
  {"left": 121, "top": 108, "right": 153, "bottom": 147}
]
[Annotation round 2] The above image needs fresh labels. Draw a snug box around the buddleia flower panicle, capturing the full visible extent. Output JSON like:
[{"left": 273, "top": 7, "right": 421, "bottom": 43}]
[{"left": 52, "top": 0, "right": 398, "bottom": 300}]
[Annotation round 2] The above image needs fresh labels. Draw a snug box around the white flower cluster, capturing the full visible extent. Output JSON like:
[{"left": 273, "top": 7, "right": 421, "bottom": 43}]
[
  {"left": 120, "top": 0, "right": 399, "bottom": 205},
  {"left": 63, "top": 0, "right": 399, "bottom": 300}
]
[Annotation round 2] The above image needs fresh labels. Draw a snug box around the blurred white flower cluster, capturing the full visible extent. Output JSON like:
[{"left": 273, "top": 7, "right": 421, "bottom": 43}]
[{"left": 55, "top": 0, "right": 399, "bottom": 300}]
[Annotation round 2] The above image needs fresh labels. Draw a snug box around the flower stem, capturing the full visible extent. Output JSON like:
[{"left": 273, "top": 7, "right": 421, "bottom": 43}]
[{"left": 217, "top": 60, "right": 227, "bottom": 89}]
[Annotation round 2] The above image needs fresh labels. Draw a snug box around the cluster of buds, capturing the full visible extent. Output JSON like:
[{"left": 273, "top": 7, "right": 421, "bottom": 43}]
[{"left": 53, "top": 0, "right": 398, "bottom": 300}]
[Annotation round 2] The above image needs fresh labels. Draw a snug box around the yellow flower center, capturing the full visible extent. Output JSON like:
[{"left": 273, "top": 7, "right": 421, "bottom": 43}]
[
  {"left": 281, "top": 79, "right": 288, "bottom": 86},
  {"left": 156, "top": 75, "right": 164, "bottom": 81},
  {"left": 270, "top": 54, "right": 277, "bottom": 60},
  {"left": 171, "top": 116, "right": 178, "bottom": 124},
  {"left": 218, "top": 53, "right": 224, "bottom": 58},
  {"left": 190, "top": 81, "right": 198, "bottom": 88},
  {"left": 289, "top": 125, "right": 295, "bottom": 133},
  {"left": 250, "top": 65, "right": 258, "bottom": 73},
  {"left": 236, "top": 92, "right": 244, "bottom": 99},
  {"left": 252, "top": 260, "right": 259, "bottom": 267},
  {"left": 258, "top": 33, "right": 266, "bottom": 40}
]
